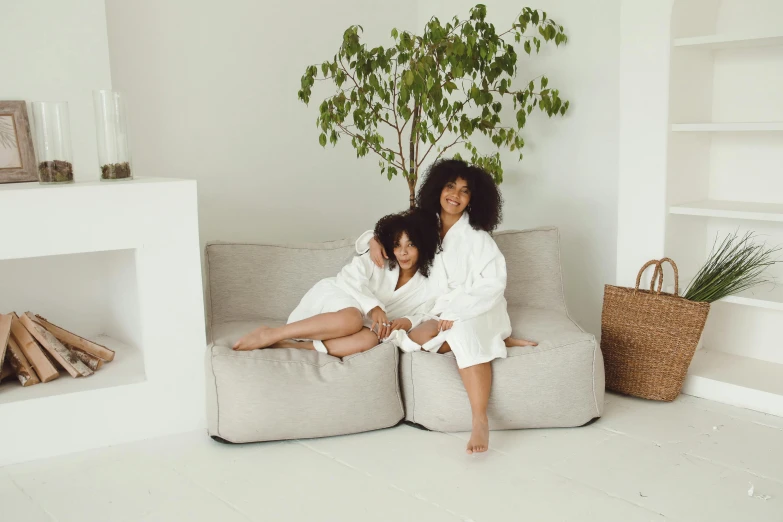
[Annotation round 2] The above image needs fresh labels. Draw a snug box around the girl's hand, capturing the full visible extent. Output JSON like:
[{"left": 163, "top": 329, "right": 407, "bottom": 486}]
[
  {"left": 389, "top": 318, "right": 413, "bottom": 334},
  {"left": 370, "top": 306, "right": 390, "bottom": 339},
  {"left": 369, "top": 236, "right": 388, "bottom": 268},
  {"left": 438, "top": 319, "right": 454, "bottom": 331}
]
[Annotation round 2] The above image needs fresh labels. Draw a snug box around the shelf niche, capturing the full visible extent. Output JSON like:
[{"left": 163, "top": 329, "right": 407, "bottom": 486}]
[{"left": 666, "top": 0, "right": 783, "bottom": 415}]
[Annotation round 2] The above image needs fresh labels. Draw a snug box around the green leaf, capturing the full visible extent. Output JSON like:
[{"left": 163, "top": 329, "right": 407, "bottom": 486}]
[
  {"left": 319, "top": 133, "right": 327, "bottom": 147},
  {"left": 541, "top": 76, "right": 548, "bottom": 89},
  {"left": 391, "top": 28, "right": 398, "bottom": 38},
  {"left": 515, "top": 109, "right": 526, "bottom": 128},
  {"left": 404, "top": 70, "right": 414, "bottom": 86},
  {"left": 524, "top": 40, "right": 531, "bottom": 55},
  {"left": 444, "top": 81, "right": 457, "bottom": 92},
  {"left": 532, "top": 11, "right": 539, "bottom": 24}
]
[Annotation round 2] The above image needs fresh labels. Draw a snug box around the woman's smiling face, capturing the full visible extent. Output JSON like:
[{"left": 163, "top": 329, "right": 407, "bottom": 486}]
[{"left": 440, "top": 177, "right": 471, "bottom": 216}]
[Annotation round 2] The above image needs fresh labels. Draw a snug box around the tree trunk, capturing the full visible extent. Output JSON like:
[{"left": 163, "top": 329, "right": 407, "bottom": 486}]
[{"left": 408, "top": 101, "right": 420, "bottom": 209}]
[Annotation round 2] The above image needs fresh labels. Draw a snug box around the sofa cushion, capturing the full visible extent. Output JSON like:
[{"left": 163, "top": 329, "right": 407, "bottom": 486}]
[
  {"left": 494, "top": 227, "right": 568, "bottom": 312},
  {"left": 506, "top": 305, "right": 584, "bottom": 339},
  {"left": 400, "top": 307, "right": 604, "bottom": 432},
  {"left": 206, "top": 321, "right": 404, "bottom": 443},
  {"left": 206, "top": 240, "right": 356, "bottom": 330}
]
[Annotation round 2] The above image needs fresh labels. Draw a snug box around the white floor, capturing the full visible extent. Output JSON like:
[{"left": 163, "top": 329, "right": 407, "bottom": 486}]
[{"left": 2, "top": 393, "right": 782, "bottom": 522}]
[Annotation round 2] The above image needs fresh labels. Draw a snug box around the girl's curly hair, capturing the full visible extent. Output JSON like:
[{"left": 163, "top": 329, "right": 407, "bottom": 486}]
[
  {"left": 373, "top": 208, "right": 441, "bottom": 277},
  {"left": 415, "top": 158, "right": 503, "bottom": 232}
]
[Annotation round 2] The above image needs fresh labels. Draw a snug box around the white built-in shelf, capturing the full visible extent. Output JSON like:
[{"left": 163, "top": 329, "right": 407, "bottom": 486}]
[
  {"left": 721, "top": 285, "right": 783, "bottom": 312},
  {"left": 671, "top": 122, "right": 783, "bottom": 132},
  {"left": 682, "top": 349, "right": 783, "bottom": 417},
  {"left": 674, "top": 275, "right": 782, "bottom": 312},
  {"left": 669, "top": 200, "right": 783, "bottom": 222},
  {"left": 674, "top": 33, "right": 783, "bottom": 50},
  {"left": 0, "top": 336, "right": 144, "bottom": 405}
]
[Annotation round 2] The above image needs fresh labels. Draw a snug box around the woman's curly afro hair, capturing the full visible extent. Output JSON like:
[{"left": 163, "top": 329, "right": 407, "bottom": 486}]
[
  {"left": 373, "top": 208, "right": 441, "bottom": 277},
  {"left": 415, "top": 158, "right": 503, "bottom": 232}
]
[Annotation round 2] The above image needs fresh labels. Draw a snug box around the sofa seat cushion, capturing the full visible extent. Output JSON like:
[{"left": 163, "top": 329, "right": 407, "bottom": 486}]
[
  {"left": 206, "top": 321, "right": 404, "bottom": 443},
  {"left": 400, "top": 307, "right": 604, "bottom": 432}
]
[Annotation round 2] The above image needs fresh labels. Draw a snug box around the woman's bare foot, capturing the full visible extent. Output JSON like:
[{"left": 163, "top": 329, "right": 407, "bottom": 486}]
[
  {"left": 233, "top": 326, "right": 279, "bottom": 351},
  {"left": 504, "top": 336, "right": 538, "bottom": 348},
  {"left": 466, "top": 417, "right": 489, "bottom": 455}
]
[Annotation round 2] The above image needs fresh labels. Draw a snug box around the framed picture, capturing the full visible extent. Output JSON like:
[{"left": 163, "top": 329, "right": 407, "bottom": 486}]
[{"left": 0, "top": 101, "right": 37, "bottom": 183}]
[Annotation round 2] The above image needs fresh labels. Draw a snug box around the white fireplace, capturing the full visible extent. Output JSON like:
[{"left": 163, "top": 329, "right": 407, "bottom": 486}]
[{"left": 0, "top": 178, "right": 206, "bottom": 465}]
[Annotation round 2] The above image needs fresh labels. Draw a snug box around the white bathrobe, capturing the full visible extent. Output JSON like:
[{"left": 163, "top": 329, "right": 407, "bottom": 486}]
[
  {"left": 356, "top": 212, "right": 511, "bottom": 368},
  {"left": 287, "top": 252, "right": 436, "bottom": 340}
]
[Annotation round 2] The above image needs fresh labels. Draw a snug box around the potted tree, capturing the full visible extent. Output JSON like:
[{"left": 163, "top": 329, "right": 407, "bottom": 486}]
[{"left": 298, "top": 4, "right": 570, "bottom": 207}]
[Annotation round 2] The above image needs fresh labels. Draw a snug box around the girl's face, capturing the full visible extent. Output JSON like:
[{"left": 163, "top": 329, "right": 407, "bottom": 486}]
[
  {"left": 440, "top": 177, "right": 471, "bottom": 216},
  {"left": 394, "top": 231, "right": 419, "bottom": 272}
]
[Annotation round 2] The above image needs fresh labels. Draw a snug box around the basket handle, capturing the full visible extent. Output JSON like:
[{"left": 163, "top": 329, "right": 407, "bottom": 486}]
[
  {"left": 635, "top": 260, "right": 663, "bottom": 293},
  {"left": 658, "top": 257, "right": 680, "bottom": 296},
  {"left": 634, "top": 258, "right": 680, "bottom": 296}
]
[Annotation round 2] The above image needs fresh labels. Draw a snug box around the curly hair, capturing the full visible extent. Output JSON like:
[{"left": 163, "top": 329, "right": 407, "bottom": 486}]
[
  {"left": 415, "top": 158, "right": 503, "bottom": 232},
  {"left": 373, "top": 208, "right": 441, "bottom": 277}
]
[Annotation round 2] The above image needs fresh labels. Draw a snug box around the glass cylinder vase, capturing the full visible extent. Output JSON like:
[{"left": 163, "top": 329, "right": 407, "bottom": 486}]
[
  {"left": 31, "top": 101, "right": 74, "bottom": 184},
  {"left": 93, "top": 90, "right": 132, "bottom": 181}
]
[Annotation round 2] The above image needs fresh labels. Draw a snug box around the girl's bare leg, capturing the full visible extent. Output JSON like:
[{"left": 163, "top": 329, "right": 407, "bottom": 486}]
[
  {"left": 408, "top": 318, "right": 491, "bottom": 454},
  {"left": 233, "top": 308, "right": 363, "bottom": 351},
  {"left": 408, "top": 319, "right": 440, "bottom": 345},
  {"left": 459, "top": 363, "right": 492, "bottom": 454},
  {"left": 273, "top": 328, "right": 379, "bottom": 357}
]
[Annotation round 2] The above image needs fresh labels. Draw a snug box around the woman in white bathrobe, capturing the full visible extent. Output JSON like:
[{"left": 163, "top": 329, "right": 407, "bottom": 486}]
[
  {"left": 233, "top": 209, "right": 440, "bottom": 357},
  {"left": 358, "top": 159, "right": 536, "bottom": 455}
]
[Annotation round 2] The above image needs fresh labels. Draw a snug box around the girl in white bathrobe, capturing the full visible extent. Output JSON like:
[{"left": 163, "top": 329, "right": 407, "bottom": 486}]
[
  {"left": 358, "top": 159, "right": 536, "bottom": 455},
  {"left": 233, "top": 209, "right": 441, "bottom": 357}
]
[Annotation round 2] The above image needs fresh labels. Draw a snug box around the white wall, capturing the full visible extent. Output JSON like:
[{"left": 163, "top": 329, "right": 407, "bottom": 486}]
[
  {"left": 615, "top": 0, "right": 674, "bottom": 287},
  {"left": 104, "top": 0, "right": 419, "bottom": 246},
  {"left": 105, "top": 0, "right": 621, "bottom": 335},
  {"left": 0, "top": 0, "right": 112, "bottom": 181},
  {"left": 417, "top": 0, "right": 622, "bottom": 335}
]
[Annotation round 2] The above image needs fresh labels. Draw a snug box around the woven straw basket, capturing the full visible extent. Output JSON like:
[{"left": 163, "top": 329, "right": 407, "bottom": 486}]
[{"left": 600, "top": 258, "right": 711, "bottom": 402}]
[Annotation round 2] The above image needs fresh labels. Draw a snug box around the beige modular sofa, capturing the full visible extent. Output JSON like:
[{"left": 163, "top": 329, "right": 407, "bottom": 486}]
[{"left": 204, "top": 227, "right": 604, "bottom": 443}]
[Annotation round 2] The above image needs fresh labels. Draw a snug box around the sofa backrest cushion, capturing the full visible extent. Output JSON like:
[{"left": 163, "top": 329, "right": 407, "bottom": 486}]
[
  {"left": 493, "top": 227, "right": 567, "bottom": 313},
  {"left": 205, "top": 227, "right": 566, "bottom": 332},
  {"left": 206, "top": 239, "right": 356, "bottom": 325}
]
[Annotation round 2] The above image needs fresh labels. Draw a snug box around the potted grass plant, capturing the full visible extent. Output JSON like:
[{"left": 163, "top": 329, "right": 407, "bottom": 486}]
[{"left": 683, "top": 232, "right": 780, "bottom": 303}]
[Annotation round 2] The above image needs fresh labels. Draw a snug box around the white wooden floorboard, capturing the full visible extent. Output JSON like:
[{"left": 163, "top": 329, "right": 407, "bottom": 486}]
[{"left": 1, "top": 393, "right": 781, "bottom": 521}]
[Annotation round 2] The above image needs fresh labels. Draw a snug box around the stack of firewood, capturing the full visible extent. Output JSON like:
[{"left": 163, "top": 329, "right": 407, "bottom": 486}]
[{"left": 0, "top": 312, "right": 115, "bottom": 387}]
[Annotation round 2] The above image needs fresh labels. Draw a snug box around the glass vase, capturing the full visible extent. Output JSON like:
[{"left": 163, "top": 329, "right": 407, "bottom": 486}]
[
  {"left": 93, "top": 90, "right": 133, "bottom": 181},
  {"left": 31, "top": 101, "right": 74, "bottom": 184}
]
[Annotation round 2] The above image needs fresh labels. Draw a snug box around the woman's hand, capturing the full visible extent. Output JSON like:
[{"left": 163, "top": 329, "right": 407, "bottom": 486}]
[
  {"left": 438, "top": 319, "right": 454, "bottom": 331},
  {"left": 389, "top": 317, "right": 413, "bottom": 334},
  {"left": 369, "top": 306, "right": 391, "bottom": 339},
  {"left": 369, "top": 236, "right": 388, "bottom": 268}
]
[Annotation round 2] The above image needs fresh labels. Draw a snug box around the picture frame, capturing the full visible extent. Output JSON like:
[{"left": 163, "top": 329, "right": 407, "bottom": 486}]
[{"left": 0, "top": 101, "right": 37, "bottom": 183}]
